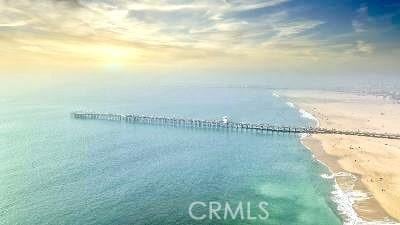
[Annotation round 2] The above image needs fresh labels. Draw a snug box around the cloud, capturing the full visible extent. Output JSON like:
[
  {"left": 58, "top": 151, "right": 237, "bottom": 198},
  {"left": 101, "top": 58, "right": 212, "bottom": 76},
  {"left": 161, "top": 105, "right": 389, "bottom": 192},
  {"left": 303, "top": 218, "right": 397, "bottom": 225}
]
[
  {"left": 126, "top": 2, "right": 207, "bottom": 12},
  {"left": 0, "top": 4, "right": 33, "bottom": 27},
  {"left": 0, "top": 0, "right": 324, "bottom": 67},
  {"left": 356, "top": 40, "right": 374, "bottom": 54},
  {"left": 356, "top": 5, "right": 368, "bottom": 14},
  {"left": 0, "top": 0, "right": 309, "bottom": 47},
  {"left": 352, "top": 5, "right": 369, "bottom": 33},
  {"left": 228, "top": 0, "right": 290, "bottom": 11},
  {"left": 124, "top": 0, "right": 289, "bottom": 12},
  {"left": 4, "top": 0, "right": 397, "bottom": 73},
  {"left": 274, "top": 21, "right": 324, "bottom": 37},
  {"left": 352, "top": 20, "right": 366, "bottom": 32},
  {"left": 0, "top": 20, "right": 30, "bottom": 27}
]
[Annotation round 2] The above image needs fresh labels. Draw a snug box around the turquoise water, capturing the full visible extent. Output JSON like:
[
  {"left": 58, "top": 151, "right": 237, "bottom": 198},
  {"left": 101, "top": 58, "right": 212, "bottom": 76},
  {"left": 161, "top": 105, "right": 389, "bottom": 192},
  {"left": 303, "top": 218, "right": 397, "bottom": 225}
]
[{"left": 0, "top": 75, "right": 341, "bottom": 225}]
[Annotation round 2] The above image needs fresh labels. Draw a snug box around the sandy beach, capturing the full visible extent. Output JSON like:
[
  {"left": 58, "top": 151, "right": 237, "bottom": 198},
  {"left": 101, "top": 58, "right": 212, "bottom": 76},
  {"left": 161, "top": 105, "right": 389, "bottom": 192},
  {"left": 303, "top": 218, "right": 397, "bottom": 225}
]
[{"left": 280, "top": 90, "right": 400, "bottom": 223}]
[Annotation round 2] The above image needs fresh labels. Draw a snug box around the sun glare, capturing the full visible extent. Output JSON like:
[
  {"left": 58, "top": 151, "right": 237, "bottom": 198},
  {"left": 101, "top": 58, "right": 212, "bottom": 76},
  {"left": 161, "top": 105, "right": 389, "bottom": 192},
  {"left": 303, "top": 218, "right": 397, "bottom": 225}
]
[{"left": 92, "top": 44, "right": 136, "bottom": 69}]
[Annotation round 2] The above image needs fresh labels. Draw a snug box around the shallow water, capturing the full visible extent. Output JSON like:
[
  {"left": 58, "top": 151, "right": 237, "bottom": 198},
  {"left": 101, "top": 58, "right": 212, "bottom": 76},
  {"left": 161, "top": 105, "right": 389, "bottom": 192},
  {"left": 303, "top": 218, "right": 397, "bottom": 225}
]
[{"left": 0, "top": 75, "right": 341, "bottom": 225}]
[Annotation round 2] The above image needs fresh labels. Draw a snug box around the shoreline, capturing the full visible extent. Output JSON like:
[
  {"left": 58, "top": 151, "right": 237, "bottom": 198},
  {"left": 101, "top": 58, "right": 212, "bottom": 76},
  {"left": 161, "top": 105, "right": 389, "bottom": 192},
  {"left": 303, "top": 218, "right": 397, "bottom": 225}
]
[
  {"left": 276, "top": 90, "right": 400, "bottom": 224},
  {"left": 301, "top": 135, "right": 397, "bottom": 225}
]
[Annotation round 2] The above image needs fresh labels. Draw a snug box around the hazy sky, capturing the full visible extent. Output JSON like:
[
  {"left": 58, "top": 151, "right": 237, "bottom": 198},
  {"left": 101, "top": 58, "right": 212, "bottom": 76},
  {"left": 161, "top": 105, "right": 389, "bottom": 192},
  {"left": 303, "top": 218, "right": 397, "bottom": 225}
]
[{"left": 1, "top": 0, "right": 399, "bottom": 74}]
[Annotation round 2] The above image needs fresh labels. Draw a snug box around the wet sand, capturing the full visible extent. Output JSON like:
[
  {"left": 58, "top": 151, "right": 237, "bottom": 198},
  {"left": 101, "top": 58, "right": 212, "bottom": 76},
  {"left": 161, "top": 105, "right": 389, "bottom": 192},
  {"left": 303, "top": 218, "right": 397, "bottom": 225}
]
[{"left": 281, "top": 90, "right": 400, "bottom": 223}]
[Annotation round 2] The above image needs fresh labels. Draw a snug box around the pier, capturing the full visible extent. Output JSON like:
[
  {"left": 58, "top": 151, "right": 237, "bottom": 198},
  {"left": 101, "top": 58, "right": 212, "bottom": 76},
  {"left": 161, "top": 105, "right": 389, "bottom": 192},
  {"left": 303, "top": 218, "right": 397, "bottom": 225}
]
[{"left": 71, "top": 112, "right": 400, "bottom": 140}]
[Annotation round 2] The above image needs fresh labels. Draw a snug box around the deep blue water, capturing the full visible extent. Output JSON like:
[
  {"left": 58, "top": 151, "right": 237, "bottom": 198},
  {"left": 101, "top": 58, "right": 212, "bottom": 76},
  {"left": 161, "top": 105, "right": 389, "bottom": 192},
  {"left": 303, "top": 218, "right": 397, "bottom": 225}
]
[{"left": 0, "top": 75, "right": 342, "bottom": 225}]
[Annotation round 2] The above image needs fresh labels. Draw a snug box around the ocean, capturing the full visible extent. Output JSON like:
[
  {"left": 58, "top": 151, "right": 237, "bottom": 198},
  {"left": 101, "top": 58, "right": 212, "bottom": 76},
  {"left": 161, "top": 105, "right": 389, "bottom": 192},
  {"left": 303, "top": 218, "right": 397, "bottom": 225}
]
[{"left": 0, "top": 74, "right": 350, "bottom": 225}]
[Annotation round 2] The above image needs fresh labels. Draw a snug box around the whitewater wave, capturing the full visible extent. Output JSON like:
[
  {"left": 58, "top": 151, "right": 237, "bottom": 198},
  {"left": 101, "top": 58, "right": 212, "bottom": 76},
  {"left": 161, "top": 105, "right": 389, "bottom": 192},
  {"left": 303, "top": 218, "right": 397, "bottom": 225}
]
[
  {"left": 286, "top": 101, "right": 295, "bottom": 108},
  {"left": 299, "top": 108, "right": 317, "bottom": 121},
  {"left": 297, "top": 106, "right": 398, "bottom": 224},
  {"left": 272, "top": 92, "right": 280, "bottom": 98},
  {"left": 326, "top": 172, "right": 398, "bottom": 225},
  {"left": 321, "top": 173, "right": 335, "bottom": 179},
  {"left": 299, "top": 133, "right": 310, "bottom": 139},
  {"left": 301, "top": 138, "right": 398, "bottom": 225},
  {"left": 298, "top": 108, "right": 321, "bottom": 127}
]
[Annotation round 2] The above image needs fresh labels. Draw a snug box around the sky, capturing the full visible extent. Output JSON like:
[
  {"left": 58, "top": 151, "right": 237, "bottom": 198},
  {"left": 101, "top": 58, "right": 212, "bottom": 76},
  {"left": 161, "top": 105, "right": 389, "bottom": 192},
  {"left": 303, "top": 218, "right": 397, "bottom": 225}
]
[{"left": 0, "top": 0, "right": 399, "bottom": 75}]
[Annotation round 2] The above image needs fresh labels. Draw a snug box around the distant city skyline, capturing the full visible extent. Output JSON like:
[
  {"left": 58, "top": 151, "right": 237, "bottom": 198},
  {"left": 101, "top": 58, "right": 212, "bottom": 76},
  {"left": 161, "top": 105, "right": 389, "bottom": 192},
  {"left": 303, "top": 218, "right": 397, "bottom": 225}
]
[{"left": 0, "top": 0, "right": 399, "bottom": 74}]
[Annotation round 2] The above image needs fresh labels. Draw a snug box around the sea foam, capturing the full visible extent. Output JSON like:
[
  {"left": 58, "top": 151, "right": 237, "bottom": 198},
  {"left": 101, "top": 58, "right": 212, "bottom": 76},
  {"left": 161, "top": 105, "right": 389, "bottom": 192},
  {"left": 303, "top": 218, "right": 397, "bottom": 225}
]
[
  {"left": 298, "top": 108, "right": 320, "bottom": 127},
  {"left": 328, "top": 172, "right": 399, "bottom": 225},
  {"left": 302, "top": 137, "right": 398, "bottom": 225},
  {"left": 299, "top": 108, "right": 317, "bottom": 121},
  {"left": 286, "top": 102, "right": 295, "bottom": 108},
  {"left": 320, "top": 173, "right": 334, "bottom": 179},
  {"left": 278, "top": 91, "right": 398, "bottom": 224}
]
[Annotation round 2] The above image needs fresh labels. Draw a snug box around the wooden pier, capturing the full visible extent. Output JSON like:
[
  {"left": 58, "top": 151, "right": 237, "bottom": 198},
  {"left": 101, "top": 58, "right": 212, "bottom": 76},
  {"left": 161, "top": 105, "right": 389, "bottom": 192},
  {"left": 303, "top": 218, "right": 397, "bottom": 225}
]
[{"left": 71, "top": 111, "right": 400, "bottom": 140}]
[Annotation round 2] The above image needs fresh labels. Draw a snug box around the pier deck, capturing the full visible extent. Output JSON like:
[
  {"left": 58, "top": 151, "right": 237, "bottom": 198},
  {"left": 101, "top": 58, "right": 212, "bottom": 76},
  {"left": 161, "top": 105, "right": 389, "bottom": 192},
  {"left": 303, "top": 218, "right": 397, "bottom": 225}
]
[{"left": 71, "top": 112, "right": 400, "bottom": 140}]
